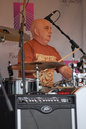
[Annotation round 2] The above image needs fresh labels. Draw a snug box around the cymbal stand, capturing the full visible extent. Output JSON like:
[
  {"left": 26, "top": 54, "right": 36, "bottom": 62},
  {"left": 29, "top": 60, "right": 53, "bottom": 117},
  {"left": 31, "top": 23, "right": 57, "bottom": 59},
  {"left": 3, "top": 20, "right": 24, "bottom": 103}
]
[
  {"left": 81, "top": 55, "right": 86, "bottom": 85},
  {"left": 19, "top": 0, "right": 26, "bottom": 94},
  {"left": 72, "top": 63, "right": 77, "bottom": 86},
  {"left": 35, "top": 64, "right": 42, "bottom": 92},
  {"left": 71, "top": 45, "right": 77, "bottom": 87}
]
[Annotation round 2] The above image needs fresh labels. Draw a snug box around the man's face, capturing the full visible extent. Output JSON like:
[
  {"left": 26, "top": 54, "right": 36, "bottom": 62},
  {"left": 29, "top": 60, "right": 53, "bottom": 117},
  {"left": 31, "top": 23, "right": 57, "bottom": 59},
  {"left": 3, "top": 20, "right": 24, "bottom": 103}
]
[{"left": 35, "top": 20, "right": 52, "bottom": 45}]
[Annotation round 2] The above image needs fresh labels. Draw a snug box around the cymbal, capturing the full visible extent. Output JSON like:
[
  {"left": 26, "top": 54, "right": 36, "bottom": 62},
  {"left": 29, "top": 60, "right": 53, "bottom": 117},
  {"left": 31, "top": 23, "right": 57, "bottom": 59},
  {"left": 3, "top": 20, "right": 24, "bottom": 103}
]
[
  {"left": 11, "top": 62, "right": 65, "bottom": 71},
  {"left": 41, "top": 62, "right": 65, "bottom": 69},
  {"left": 0, "top": 26, "right": 30, "bottom": 42}
]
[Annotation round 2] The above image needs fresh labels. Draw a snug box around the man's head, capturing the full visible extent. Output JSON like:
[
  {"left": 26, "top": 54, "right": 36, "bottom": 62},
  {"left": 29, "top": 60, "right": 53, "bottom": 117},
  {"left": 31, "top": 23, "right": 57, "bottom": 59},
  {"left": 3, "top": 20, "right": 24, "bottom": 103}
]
[{"left": 30, "top": 19, "right": 52, "bottom": 45}]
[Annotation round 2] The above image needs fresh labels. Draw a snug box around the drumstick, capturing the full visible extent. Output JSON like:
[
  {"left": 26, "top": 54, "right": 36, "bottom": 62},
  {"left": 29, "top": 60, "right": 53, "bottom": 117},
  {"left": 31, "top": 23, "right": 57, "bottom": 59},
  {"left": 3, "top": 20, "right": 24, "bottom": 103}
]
[{"left": 58, "top": 48, "right": 80, "bottom": 62}]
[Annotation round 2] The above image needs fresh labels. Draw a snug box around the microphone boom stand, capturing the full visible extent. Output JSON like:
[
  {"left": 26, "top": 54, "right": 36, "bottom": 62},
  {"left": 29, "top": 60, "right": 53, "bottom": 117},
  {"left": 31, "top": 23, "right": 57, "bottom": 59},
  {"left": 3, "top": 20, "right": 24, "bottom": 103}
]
[
  {"left": 49, "top": 19, "right": 86, "bottom": 55},
  {"left": 49, "top": 19, "right": 86, "bottom": 86}
]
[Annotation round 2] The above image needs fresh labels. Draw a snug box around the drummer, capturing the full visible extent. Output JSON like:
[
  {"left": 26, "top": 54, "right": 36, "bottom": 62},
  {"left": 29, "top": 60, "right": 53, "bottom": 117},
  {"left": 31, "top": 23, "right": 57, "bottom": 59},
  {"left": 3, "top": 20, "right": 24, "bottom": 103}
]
[{"left": 18, "top": 18, "right": 72, "bottom": 92}]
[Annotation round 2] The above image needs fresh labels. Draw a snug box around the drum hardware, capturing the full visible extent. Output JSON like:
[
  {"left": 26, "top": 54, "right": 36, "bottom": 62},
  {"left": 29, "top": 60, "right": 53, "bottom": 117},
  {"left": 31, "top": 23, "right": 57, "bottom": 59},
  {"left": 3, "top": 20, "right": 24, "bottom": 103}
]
[
  {"left": 72, "top": 63, "right": 78, "bottom": 86},
  {"left": 53, "top": 79, "right": 74, "bottom": 88},
  {"left": 35, "top": 64, "right": 42, "bottom": 92},
  {"left": 74, "top": 73, "right": 86, "bottom": 86},
  {"left": 0, "top": 26, "right": 30, "bottom": 42},
  {"left": 72, "top": 62, "right": 86, "bottom": 87},
  {"left": 77, "top": 54, "right": 86, "bottom": 73},
  {"left": 77, "top": 54, "right": 86, "bottom": 86}
]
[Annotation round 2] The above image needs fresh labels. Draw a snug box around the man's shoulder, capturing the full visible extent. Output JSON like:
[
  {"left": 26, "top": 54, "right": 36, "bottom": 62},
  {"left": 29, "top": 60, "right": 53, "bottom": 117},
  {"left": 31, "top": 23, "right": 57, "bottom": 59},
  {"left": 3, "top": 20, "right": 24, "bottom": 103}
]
[
  {"left": 24, "top": 39, "right": 35, "bottom": 46},
  {"left": 48, "top": 44, "right": 56, "bottom": 51},
  {"left": 48, "top": 45, "right": 60, "bottom": 56}
]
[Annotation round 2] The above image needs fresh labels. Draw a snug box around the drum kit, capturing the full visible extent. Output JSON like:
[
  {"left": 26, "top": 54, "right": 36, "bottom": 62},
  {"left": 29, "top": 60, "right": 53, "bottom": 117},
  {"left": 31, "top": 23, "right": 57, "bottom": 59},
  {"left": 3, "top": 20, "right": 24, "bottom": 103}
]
[
  {"left": 3, "top": 55, "right": 86, "bottom": 95},
  {"left": 0, "top": 26, "right": 86, "bottom": 96},
  {"left": 6, "top": 61, "right": 65, "bottom": 94}
]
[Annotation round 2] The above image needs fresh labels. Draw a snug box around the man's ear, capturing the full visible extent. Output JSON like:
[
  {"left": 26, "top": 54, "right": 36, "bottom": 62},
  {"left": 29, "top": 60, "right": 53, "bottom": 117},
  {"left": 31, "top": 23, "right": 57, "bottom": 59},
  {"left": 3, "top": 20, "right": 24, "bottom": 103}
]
[{"left": 34, "top": 28, "right": 39, "bottom": 36}]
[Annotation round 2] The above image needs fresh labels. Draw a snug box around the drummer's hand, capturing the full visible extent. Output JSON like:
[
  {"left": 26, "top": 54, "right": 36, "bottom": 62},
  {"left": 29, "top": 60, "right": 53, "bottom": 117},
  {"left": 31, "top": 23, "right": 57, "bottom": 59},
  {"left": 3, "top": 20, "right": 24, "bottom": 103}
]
[{"left": 58, "top": 65, "right": 72, "bottom": 79}]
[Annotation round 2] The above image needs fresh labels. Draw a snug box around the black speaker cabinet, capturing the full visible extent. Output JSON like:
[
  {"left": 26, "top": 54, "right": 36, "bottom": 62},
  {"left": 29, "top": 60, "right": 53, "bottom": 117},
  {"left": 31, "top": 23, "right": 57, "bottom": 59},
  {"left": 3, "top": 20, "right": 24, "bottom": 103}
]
[{"left": 0, "top": 94, "right": 77, "bottom": 129}]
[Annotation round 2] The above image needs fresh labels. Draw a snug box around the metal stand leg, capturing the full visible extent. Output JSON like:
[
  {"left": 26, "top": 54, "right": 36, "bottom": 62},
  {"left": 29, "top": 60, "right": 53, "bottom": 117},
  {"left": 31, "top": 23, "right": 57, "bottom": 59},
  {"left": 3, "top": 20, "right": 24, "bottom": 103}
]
[{"left": 35, "top": 64, "right": 42, "bottom": 92}]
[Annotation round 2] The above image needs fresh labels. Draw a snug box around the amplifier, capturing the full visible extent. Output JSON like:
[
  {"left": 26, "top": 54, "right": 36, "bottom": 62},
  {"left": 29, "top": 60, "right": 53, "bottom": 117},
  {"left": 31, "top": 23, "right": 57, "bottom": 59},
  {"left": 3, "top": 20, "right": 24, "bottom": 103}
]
[
  {"left": 0, "top": 94, "right": 77, "bottom": 129},
  {"left": 17, "top": 94, "right": 75, "bottom": 110}
]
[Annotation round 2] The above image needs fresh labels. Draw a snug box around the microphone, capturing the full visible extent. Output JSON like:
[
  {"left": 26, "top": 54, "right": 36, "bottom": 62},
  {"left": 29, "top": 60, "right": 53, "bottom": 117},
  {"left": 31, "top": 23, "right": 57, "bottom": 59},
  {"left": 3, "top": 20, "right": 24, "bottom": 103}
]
[{"left": 44, "top": 10, "right": 58, "bottom": 21}]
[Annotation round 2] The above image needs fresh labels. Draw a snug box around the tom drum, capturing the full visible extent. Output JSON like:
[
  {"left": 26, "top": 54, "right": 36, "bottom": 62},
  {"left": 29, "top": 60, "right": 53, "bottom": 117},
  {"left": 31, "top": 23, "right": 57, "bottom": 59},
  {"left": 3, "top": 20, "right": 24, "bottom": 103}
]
[{"left": 3, "top": 78, "right": 37, "bottom": 94}]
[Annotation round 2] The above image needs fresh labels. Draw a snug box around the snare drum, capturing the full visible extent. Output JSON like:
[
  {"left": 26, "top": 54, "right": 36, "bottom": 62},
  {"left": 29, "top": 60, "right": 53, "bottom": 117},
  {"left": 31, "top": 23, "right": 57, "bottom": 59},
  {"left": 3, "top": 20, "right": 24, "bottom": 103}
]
[{"left": 3, "top": 78, "right": 36, "bottom": 94}]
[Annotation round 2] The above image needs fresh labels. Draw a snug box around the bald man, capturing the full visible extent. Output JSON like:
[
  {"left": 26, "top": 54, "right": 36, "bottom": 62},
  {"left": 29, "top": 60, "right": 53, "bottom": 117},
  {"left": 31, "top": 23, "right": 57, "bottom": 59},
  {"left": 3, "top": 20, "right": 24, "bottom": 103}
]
[{"left": 18, "top": 19, "right": 72, "bottom": 91}]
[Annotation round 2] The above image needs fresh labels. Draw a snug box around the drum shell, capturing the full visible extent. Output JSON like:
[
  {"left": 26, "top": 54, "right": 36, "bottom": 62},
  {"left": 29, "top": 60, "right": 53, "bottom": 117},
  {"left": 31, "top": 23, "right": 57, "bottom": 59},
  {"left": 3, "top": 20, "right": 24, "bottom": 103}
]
[{"left": 3, "top": 78, "right": 36, "bottom": 94}]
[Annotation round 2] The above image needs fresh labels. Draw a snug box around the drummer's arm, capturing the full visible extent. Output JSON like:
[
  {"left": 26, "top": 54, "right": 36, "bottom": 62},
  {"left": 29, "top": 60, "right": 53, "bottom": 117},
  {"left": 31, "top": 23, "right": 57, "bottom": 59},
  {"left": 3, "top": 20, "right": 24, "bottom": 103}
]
[
  {"left": 55, "top": 52, "right": 72, "bottom": 79},
  {"left": 57, "top": 65, "right": 72, "bottom": 80}
]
